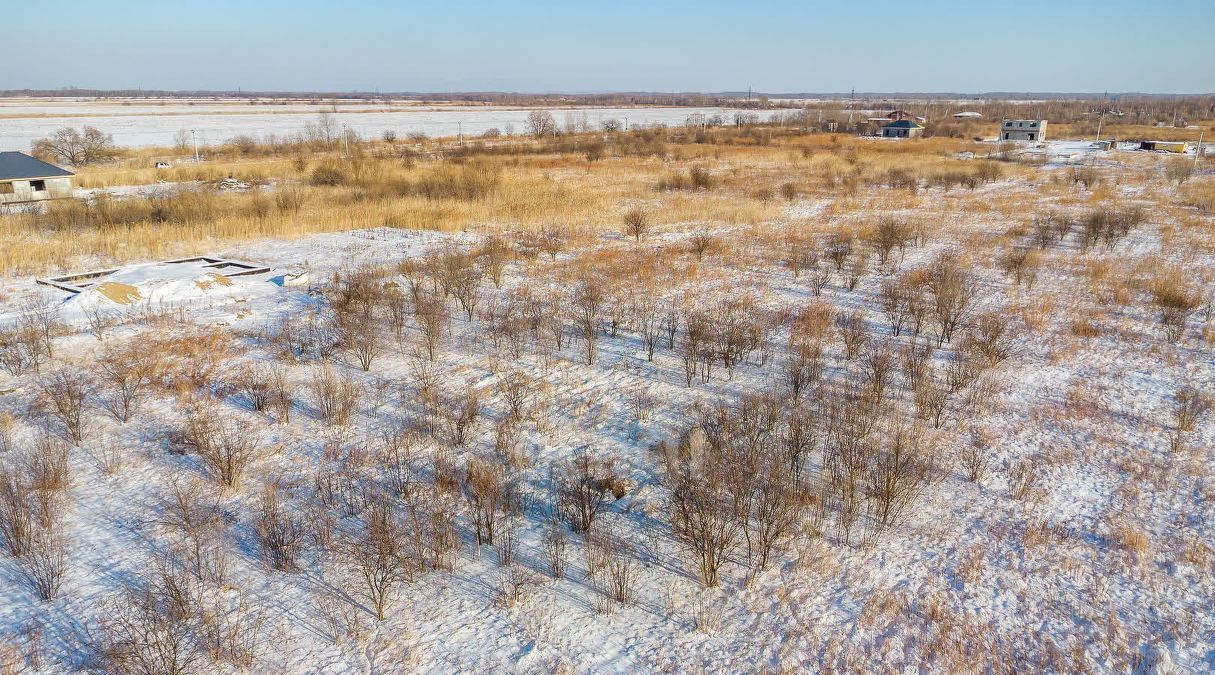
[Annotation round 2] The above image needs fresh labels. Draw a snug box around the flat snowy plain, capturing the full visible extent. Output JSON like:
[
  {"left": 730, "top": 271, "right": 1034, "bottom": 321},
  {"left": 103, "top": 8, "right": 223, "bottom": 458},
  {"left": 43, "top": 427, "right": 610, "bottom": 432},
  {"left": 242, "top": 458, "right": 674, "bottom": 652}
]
[{"left": 0, "top": 99, "right": 746, "bottom": 149}]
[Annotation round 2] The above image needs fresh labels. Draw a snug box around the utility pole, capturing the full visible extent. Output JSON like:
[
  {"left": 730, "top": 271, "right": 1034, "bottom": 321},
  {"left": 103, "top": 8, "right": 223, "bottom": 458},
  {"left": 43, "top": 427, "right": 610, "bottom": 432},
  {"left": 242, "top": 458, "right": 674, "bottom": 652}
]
[
  {"left": 1095, "top": 109, "right": 1104, "bottom": 145},
  {"left": 191, "top": 129, "right": 199, "bottom": 163},
  {"left": 1196, "top": 130, "right": 1205, "bottom": 169}
]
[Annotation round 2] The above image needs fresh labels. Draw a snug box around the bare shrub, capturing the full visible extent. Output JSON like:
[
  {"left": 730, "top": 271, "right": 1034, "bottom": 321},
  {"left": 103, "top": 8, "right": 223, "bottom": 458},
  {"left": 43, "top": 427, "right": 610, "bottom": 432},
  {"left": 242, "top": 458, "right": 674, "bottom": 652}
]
[
  {"left": 960, "top": 435, "right": 992, "bottom": 483},
  {"left": 603, "top": 532, "right": 638, "bottom": 605},
  {"left": 91, "top": 578, "right": 206, "bottom": 675},
  {"left": 1151, "top": 272, "right": 1202, "bottom": 343},
  {"left": 20, "top": 528, "right": 67, "bottom": 601},
  {"left": 315, "top": 585, "right": 365, "bottom": 646},
  {"left": 836, "top": 310, "right": 869, "bottom": 361},
  {"left": 0, "top": 466, "right": 35, "bottom": 557},
  {"left": 555, "top": 455, "right": 616, "bottom": 534},
  {"left": 497, "top": 370, "right": 533, "bottom": 423},
  {"left": 496, "top": 564, "right": 539, "bottom": 609},
  {"left": 1165, "top": 158, "right": 1194, "bottom": 184},
  {"left": 336, "top": 311, "right": 384, "bottom": 372},
  {"left": 254, "top": 485, "right": 307, "bottom": 572},
  {"left": 311, "top": 367, "right": 362, "bottom": 426},
  {"left": 688, "top": 232, "right": 716, "bottom": 260},
  {"left": 176, "top": 406, "right": 261, "bottom": 488},
  {"left": 99, "top": 346, "right": 154, "bottom": 422},
  {"left": 475, "top": 235, "right": 512, "bottom": 288},
  {"left": 1008, "top": 460, "right": 1039, "bottom": 501},
  {"left": 1171, "top": 386, "right": 1211, "bottom": 452},
  {"left": 784, "top": 340, "right": 823, "bottom": 400},
  {"left": 963, "top": 311, "right": 1021, "bottom": 367},
  {"left": 997, "top": 247, "right": 1040, "bottom": 289},
  {"left": 413, "top": 292, "right": 449, "bottom": 360},
  {"left": 544, "top": 517, "right": 568, "bottom": 578},
  {"left": 662, "top": 430, "right": 740, "bottom": 587},
  {"left": 38, "top": 370, "right": 91, "bottom": 445},
  {"left": 267, "top": 367, "right": 294, "bottom": 423}
]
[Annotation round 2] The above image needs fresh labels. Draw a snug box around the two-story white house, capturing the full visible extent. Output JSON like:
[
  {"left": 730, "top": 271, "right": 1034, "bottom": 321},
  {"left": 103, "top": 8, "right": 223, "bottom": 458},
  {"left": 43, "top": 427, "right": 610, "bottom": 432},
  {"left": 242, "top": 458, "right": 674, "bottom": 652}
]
[{"left": 1000, "top": 119, "right": 1047, "bottom": 142}]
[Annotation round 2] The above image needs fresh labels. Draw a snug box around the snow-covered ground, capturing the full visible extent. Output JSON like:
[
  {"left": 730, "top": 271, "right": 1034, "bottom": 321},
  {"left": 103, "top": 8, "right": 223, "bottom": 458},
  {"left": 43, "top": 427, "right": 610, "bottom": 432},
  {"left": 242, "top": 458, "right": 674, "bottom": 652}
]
[
  {"left": 0, "top": 104, "right": 746, "bottom": 149},
  {"left": 0, "top": 167, "right": 1212, "bottom": 672}
]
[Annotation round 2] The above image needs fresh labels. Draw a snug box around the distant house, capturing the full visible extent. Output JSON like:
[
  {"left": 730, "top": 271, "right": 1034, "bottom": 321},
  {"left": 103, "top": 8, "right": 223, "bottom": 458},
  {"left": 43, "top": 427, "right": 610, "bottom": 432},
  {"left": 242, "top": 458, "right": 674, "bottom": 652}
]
[
  {"left": 1138, "top": 140, "right": 1189, "bottom": 153},
  {"left": 953, "top": 111, "right": 983, "bottom": 119},
  {"left": 1000, "top": 119, "right": 1047, "bottom": 141},
  {"left": 881, "top": 119, "right": 924, "bottom": 138},
  {"left": 0, "top": 152, "right": 75, "bottom": 205}
]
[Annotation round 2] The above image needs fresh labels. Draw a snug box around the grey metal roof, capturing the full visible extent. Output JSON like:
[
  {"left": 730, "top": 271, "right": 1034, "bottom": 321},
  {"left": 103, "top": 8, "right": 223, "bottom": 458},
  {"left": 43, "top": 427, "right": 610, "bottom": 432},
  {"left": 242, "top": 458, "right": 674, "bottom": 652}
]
[
  {"left": 0, "top": 152, "right": 75, "bottom": 181},
  {"left": 882, "top": 119, "right": 924, "bottom": 129}
]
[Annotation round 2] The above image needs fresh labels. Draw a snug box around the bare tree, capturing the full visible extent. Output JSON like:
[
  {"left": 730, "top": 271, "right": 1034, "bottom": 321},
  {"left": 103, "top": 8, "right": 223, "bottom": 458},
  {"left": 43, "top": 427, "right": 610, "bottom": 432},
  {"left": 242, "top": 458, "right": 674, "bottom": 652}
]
[
  {"left": 929, "top": 254, "right": 977, "bottom": 346},
  {"left": 525, "top": 110, "right": 557, "bottom": 138},
  {"left": 662, "top": 430, "right": 740, "bottom": 587},
  {"left": 157, "top": 480, "right": 227, "bottom": 583},
  {"left": 345, "top": 502, "right": 411, "bottom": 620},
  {"left": 413, "top": 292, "right": 449, "bottom": 361},
  {"left": 32, "top": 126, "right": 117, "bottom": 166},
  {"left": 689, "top": 232, "right": 716, "bottom": 260},
  {"left": 867, "top": 422, "right": 936, "bottom": 531},
  {"left": 573, "top": 277, "right": 606, "bottom": 365},
  {"left": 464, "top": 458, "right": 511, "bottom": 546},
  {"left": 623, "top": 207, "right": 650, "bottom": 242}
]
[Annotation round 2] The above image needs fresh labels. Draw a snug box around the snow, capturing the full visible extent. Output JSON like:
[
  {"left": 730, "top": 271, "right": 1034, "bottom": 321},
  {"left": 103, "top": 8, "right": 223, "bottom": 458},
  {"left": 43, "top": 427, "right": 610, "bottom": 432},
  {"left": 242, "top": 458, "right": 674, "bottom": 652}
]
[{"left": 0, "top": 104, "right": 748, "bottom": 149}]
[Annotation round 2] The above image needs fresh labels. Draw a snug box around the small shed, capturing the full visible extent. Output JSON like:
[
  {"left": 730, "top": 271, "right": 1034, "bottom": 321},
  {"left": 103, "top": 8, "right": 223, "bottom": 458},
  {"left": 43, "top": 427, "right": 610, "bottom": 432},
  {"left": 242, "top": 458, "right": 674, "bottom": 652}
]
[
  {"left": 1138, "top": 140, "right": 1189, "bottom": 153},
  {"left": 881, "top": 119, "right": 924, "bottom": 138},
  {"left": 0, "top": 152, "right": 75, "bottom": 205}
]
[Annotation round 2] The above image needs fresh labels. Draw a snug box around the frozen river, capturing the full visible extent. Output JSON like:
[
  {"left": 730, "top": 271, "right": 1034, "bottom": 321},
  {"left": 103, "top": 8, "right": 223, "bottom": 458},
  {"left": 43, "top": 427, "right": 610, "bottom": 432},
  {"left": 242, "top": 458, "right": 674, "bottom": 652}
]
[{"left": 0, "top": 99, "right": 749, "bottom": 149}]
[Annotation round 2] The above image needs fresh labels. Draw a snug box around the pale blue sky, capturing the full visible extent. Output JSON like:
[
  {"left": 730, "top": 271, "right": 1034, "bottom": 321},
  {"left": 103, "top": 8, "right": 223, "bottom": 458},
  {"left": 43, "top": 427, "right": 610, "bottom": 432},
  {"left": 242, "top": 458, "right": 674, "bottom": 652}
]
[{"left": 3, "top": 0, "right": 1212, "bottom": 93}]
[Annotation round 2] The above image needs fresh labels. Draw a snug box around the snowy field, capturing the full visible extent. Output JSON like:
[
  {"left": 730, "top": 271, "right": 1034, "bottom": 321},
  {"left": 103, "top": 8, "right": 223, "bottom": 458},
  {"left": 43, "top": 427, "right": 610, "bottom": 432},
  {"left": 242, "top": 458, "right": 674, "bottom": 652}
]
[
  {"left": 0, "top": 101, "right": 746, "bottom": 149},
  {"left": 0, "top": 159, "right": 1212, "bottom": 672}
]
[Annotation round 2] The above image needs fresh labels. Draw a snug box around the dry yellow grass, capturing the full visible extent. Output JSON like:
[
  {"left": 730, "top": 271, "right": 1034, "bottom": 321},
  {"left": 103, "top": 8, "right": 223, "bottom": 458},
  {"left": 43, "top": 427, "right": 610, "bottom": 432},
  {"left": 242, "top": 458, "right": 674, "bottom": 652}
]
[{"left": 1, "top": 123, "right": 1201, "bottom": 277}]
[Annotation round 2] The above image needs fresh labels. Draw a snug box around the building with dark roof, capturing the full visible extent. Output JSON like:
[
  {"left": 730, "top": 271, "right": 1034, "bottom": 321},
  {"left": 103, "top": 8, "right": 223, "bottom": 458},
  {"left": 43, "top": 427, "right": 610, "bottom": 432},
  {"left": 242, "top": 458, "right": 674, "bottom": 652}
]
[
  {"left": 881, "top": 119, "right": 924, "bottom": 138},
  {"left": 0, "top": 152, "right": 75, "bottom": 204}
]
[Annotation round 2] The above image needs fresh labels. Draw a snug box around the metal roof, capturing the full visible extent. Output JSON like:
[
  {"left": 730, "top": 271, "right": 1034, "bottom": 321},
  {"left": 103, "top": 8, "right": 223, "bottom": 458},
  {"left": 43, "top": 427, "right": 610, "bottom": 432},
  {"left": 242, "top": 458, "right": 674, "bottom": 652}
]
[
  {"left": 0, "top": 152, "right": 75, "bottom": 181},
  {"left": 882, "top": 119, "right": 924, "bottom": 129}
]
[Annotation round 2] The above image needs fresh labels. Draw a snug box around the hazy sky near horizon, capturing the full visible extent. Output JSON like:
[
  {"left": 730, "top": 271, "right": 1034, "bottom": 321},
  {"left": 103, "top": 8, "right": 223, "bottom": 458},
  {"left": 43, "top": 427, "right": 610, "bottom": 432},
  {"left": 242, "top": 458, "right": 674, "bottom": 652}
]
[{"left": 3, "top": 0, "right": 1212, "bottom": 93}]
